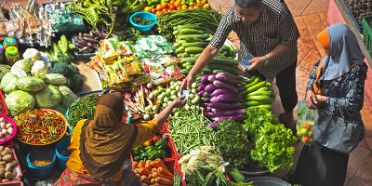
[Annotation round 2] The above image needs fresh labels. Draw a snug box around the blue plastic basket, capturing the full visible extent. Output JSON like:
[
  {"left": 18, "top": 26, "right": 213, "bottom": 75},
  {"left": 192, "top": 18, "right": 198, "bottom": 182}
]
[
  {"left": 55, "top": 135, "right": 71, "bottom": 171},
  {"left": 129, "top": 12, "right": 158, "bottom": 32},
  {"left": 26, "top": 148, "right": 56, "bottom": 180}
]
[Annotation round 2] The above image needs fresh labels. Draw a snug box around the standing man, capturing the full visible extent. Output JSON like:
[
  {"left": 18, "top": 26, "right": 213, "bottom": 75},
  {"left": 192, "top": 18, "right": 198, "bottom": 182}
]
[{"left": 181, "top": 0, "right": 300, "bottom": 130}]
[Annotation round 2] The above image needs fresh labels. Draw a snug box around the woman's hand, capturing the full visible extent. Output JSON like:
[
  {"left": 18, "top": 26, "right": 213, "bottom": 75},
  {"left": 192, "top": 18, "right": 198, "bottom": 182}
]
[
  {"left": 171, "top": 98, "right": 187, "bottom": 108},
  {"left": 306, "top": 91, "right": 318, "bottom": 109},
  {"left": 315, "top": 94, "right": 327, "bottom": 107}
]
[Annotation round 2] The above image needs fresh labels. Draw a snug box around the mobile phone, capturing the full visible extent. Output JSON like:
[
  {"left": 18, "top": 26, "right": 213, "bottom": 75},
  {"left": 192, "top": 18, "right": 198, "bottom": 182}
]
[
  {"left": 238, "top": 54, "right": 254, "bottom": 71},
  {"left": 179, "top": 90, "right": 190, "bottom": 100}
]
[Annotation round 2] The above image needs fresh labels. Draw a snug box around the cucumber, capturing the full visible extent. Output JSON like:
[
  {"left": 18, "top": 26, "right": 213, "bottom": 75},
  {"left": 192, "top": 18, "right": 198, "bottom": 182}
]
[
  {"left": 247, "top": 99, "right": 272, "bottom": 106},
  {"left": 185, "top": 47, "right": 204, "bottom": 54},
  {"left": 181, "top": 57, "right": 197, "bottom": 63},
  {"left": 173, "top": 42, "right": 182, "bottom": 48},
  {"left": 176, "top": 46, "right": 185, "bottom": 54},
  {"left": 247, "top": 95, "right": 272, "bottom": 102},
  {"left": 246, "top": 81, "right": 267, "bottom": 93},
  {"left": 249, "top": 104, "right": 272, "bottom": 110},
  {"left": 206, "top": 63, "right": 238, "bottom": 73},
  {"left": 179, "top": 34, "right": 209, "bottom": 42},
  {"left": 182, "top": 42, "right": 208, "bottom": 48},
  {"left": 179, "top": 28, "right": 205, "bottom": 35}
]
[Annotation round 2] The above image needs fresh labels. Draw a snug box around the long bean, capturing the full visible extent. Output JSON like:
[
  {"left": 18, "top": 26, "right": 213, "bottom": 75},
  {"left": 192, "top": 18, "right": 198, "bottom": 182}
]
[{"left": 169, "top": 109, "right": 215, "bottom": 155}]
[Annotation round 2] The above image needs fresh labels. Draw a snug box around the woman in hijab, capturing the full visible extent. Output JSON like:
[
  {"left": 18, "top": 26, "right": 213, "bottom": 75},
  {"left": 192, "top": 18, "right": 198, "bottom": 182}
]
[
  {"left": 54, "top": 92, "right": 186, "bottom": 186},
  {"left": 290, "top": 23, "right": 367, "bottom": 186}
]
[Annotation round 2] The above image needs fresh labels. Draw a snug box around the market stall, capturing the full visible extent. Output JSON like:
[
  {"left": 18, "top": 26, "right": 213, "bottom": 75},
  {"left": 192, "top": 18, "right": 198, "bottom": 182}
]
[{"left": 0, "top": 0, "right": 302, "bottom": 185}]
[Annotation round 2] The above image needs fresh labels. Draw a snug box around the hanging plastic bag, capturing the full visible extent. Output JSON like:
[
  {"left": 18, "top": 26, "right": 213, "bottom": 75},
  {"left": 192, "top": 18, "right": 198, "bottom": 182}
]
[{"left": 296, "top": 100, "right": 318, "bottom": 145}]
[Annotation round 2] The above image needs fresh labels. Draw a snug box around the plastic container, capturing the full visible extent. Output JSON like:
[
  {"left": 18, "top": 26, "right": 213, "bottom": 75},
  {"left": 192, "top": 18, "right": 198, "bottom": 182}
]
[
  {"left": 246, "top": 176, "right": 291, "bottom": 186},
  {"left": 0, "top": 90, "right": 9, "bottom": 116},
  {"left": 55, "top": 135, "right": 71, "bottom": 171},
  {"left": 0, "top": 115, "right": 17, "bottom": 145},
  {"left": 0, "top": 44, "right": 3, "bottom": 62},
  {"left": 26, "top": 147, "right": 56, "bottom": 180},
  {"left": 3, "top": 37, "right": 17, "bottom": 49},
  {"left": 129, "top": 12, "right": 158, "bottom": 32},
  {"left": 4, "top": 46, "right": 20, "bottom": 65},
  {"left": 362, "top": 15, "right": 372, "bottom": 57}
]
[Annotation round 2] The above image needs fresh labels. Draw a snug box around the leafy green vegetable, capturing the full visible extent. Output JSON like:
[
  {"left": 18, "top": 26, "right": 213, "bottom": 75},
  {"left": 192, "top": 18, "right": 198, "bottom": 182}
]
[
  {"left": 6, "top": 90, "right": 35, "bottom": 116},
  {"left": 0, "top": 65, "right": 11, "bottom": 80},
  {"left": 1, "top": 73, "right": 19, "bottom": 94},
  {"left": 243, "top": 107, "right": 278, "bottom": 139},
  {"left": 44, "top": 73, "right": 67, "bottom": 85},
  {"left": 11, "top": 58, "right": 34, "bottom": 73},
  {"left": 250, "top": 123, "right": 297, "bottom": 172},
  {"left": 58, "top": 86, "right": 78, "bottom": 108},
  {"left": 215, "top": 120, "right": 252, "bottom": 169},
  {"left": 16, "top": 76, "right": 45, "bottom": 92},
  {"left": 35, "top": 85, "right": 62, "bottom": 108}
]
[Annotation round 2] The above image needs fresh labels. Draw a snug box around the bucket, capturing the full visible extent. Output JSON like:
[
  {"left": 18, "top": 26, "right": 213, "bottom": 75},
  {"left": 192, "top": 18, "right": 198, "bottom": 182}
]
[
  {"left": 55, "top": 135, "right": 71, "bottom": 170},
  {"left": 26, "top": 148, "right": 56, "bottom": 180}
]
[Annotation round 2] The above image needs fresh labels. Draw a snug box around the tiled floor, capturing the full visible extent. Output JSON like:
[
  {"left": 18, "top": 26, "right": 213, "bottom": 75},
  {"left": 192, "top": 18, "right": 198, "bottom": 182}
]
[{"left": 2, "top": 0, "right": 372, "bottom": 185}]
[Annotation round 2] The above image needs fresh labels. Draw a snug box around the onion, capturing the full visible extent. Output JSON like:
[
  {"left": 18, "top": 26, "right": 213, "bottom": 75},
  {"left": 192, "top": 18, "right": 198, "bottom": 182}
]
[
  {"left": 7, "top": 128, "right": 13, "bottom": 135},
  {"left": 0, "top": 118, "right": 4, "bottom": 122},
  {"left": 0, "top": 133, "right": 4, "bottom": 138},
  {"left": 1, "top": 129, "right": 7, "bottom": 135},
  {"left": 0, "top": 122, "right": 5, "bottom": 129},
  {"left": 5, "top": 123, "right": 12, "bottom": 129}
]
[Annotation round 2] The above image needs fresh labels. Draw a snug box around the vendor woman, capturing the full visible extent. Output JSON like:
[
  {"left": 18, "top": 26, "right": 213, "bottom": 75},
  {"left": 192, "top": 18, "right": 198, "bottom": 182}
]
[{"left": 54, "top": 92, "right": 185, "bottom": 185}]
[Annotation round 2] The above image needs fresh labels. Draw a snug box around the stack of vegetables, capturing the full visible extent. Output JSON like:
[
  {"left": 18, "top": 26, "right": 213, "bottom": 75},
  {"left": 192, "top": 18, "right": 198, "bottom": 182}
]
[
  {"left": 143, "top": 0, "right": 211, "bottom": 17},
  {"left": 47, "top": 35, "right": 75, "bottom": 64},
  {"left": 133, "top": 158, "right": 175, "bottom": 185},
  {"left": 198, "top": 72, "right": 244, "bottom": 122},
  {"left": 169, "top": 109, "right": 216, "bottom": 155},
  {"left": 243, "top": 108, "right": 297, "bottom": 172},
  {"left": 66, "top": 93, "right": 99, "bottom": 131},
  {"left": 0, "top": 49, "right": 78, "bottom": 116},
  {"left": 178, "top": 146, "right": 227, "bottom": 186},
  {"left": 240, "top": 75, "right": 274, "bottom": 109},
  {"left": 132, "top": 136, "right": 169, "bottom": 161},
  {"left": 72, "top": 31, "right": 106, "bottom": 54}
]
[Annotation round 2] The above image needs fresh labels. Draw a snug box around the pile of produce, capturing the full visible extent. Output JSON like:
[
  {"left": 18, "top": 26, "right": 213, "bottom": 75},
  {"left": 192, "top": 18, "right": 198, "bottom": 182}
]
[
  {"left": 51, "top": 63, "right": 83, "bottom": 93},
  {"left": 67, "top": 94, "right": 99, "bottom": 130},
  {"left": 243, "top": 108, "right": 297, "bottom": 172},
  {"left": 239, "top": 75, "right": 274, "bottom": 109},
  {"left": 0, "top": 117, "right": 15, "bottom": 142},
  {"left": 68, "top": 0, "right": 144, "bottom": 36},
  {"left": 132, "top": 137, "right": 169, "bottom": 161},
  {"left": 214, "top": 120, "right": 252, "bottom": 170},
  {"left": 144, "top": 0, "right": 211, "bottom": 16},
  {"left": 72, "top": 31, "right": 106, "bottom": 54},
  {"left": 1, "top": 50, "right": 78, "bottom": 116},
  {"left": 133, "top": 158, "right": 175, "bottom": 185},
  {"left": 198, "top": 72, "right": 244, "bottom": 122},
  {"left": 169, "top": 109, "right": 216, "bottom": 155},
  {"left": 47, "top": 35, "right": 75, "bottom": 64},
  {"left": 0, "top": 146, "right": 19, "bottom": 182},
  {"left": 178, "top": 146, "right": 227, "bottom": 186},
  {"left": 14, "top": 109, "right": 67, "bottom": 145},
  {"left": 344, "top": 0, "right": 371, "bottom": 24}
]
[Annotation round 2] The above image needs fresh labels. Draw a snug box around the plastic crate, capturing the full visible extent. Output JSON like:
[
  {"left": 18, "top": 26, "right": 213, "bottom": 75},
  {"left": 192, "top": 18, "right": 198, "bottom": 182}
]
[
  {"left": 0, "top": 91, "right": 8, "bottom": 116},
  {"left": 362, "top": 15, "right": 372, "bottom": 57}
]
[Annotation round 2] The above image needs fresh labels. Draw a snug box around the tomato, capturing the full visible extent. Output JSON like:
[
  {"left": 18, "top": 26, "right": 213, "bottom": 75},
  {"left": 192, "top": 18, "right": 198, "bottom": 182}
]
[
  {"left": 144, "top": 7, "right": 152, "bottom": 12},
  {"left": 196, "top": 2, "right": 202, "bottom": 7},
  {"left": 156, "top": 11, "right": 162, "bottom": 17},
  {"left": 174, "top": 1, "right": 181, "bottom": 7},
  {"left": 161, "top": 3, "right": 169, "bottom": 9},
  {"left": 151, "top": 8, "right": 157, "bottom": 14},
  {"left": 201, "top": 0, "right": 207, "bottom": 4},
  {"left": 203, "top": 3, "right": 210, "bottom": 9},
  {"left": 169, "top": 5, "right": 176, "bottom": 10},
  {"left": 162, "top": 9, "right": 169, "bottom": 14},
  {"left": 156, "top": 4, "right": 162, "bottom": 11},
  {"left": 182, "top": 5, "right": 188, "bottom": 10},
  {"left": 169, "top": 0, "right": 176, "bottom": 6}
]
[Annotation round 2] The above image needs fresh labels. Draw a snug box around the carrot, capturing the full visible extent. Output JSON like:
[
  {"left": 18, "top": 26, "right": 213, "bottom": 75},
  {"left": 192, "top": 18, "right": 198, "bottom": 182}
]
[
  {"left": 151, "top": 172, "right": 173, "bottom": 180},
  {"left": 145, "top": 162, "right": 153, "bottom": 170},
  {"left": 155, "top": 177, "right": 174, "bottom": 185},
  {"left": 151, "top": 168, "right": 158, "bottom": 173},
  {"left": 136, "top": 173, "right": 141, "bottom": 177},
  {"left": 157, "top": 167, "right": 173, "bottom": 177},
  {"left": 132, "top": 161, "right": 139, "bottom": 168},
  {"left": 140, "top": 175, "right": 149, "bottom": 184},
  {"left": 151, "top": 158, "right": 168, "bottom": 169},
  {"left": 146, "top": 159, "right": 153, "bottom": 165},
  {"left": 135, "top": 168, "right": 151, "bottom": 175},
  {"left": 138, "top": 161, "right": 146, "bottom": 168}
]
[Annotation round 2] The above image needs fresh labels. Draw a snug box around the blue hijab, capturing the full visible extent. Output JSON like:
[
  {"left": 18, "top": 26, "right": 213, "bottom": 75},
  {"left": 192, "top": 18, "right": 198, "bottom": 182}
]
[{"left": 320, "top": 23, "right": 365, "bottom": 81}]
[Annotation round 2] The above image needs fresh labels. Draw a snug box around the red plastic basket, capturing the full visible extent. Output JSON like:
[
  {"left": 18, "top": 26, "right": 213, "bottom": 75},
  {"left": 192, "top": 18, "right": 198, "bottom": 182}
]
[
  {"left": 0, "top": 91, "right": 8, "bottom": 116},
  {"left": 0, "top": 115, "right": 17, "bottom": 145}
]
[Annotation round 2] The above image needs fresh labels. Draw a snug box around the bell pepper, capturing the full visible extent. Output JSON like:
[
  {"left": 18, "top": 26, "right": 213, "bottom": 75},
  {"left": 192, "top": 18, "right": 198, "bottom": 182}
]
[{"left": 154, "top": 139, "right": 167, "bottom": 150}]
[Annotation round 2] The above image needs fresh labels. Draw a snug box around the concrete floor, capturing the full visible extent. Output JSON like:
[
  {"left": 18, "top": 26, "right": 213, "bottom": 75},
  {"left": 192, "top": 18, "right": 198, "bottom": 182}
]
[{"left": 2, "top": 0, "right": 372, "bottom": 185}]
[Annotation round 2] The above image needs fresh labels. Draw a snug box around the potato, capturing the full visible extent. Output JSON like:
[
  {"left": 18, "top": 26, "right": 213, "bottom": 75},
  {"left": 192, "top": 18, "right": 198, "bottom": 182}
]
[
  {"left": 1, "top": 148, "right": 11, "bottom": 156},
  {"left": 0, "top": 168, "right": 5, "bottom": 178},
  {"left": 7, "top": 161, "right": 17, "bottom": 169},
  {"left": 0, "top": 146, "right": 4, "bottom": 152},
  {"left": 0, "top": 161, "right": 6, "bottom": 166},
  {"left": 2, "top": 155, "right": 12, "bottom": 162},
  {"left": 1, "top": 179, "right": 9, "bottom": 183},
  {"left": 5, "top": 164, "right": 12, "bottom": 172},
  {"left": 4, "top": 171, "right": 11, "bottom": 180}
]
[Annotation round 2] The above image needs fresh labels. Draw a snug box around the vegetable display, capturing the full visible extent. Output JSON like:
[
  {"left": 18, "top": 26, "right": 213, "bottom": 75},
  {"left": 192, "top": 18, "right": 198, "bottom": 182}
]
[
  {"left": 0, "top": 146, "right": 19, "bottom": 182},
  {"left": 132, "top": 138, "right": 169, "bottom": 161},
  {"left": 144, "top": 0, "right": 211, "bottom": 17},
  {"left": 198, "top": 71, "right": 244, "bottom": 122},
  {"left": 239, "top": 76, "right": 274, "bottom": 109},
  {"left": 14, "top": 109, "right": 67, "bottom": 145},
  {"left": 67, "top": 94, "right": 99, "bottom": 131},
  {"left": 169, "top": 109, "right": 216, "bottom": 155},
  {"left": 214, "top": 120, "right": 252, "bottom": 170},
  {"left": 178, "top": 146, "right": 227, "bottom": 186},
  {"left": 133, "top": 158, "right": 174, "bottom": 185}
]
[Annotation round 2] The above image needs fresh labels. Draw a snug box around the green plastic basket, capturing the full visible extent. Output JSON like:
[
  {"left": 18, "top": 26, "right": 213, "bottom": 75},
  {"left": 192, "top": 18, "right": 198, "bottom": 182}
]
[{"left": 362, "top": 15, "right": 372, "bottom": 57}]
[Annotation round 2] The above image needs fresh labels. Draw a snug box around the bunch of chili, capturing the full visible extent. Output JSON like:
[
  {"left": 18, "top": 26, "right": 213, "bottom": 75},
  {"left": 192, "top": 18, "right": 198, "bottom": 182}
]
[
  {"left": 67, "top": 94, "right": 99, "bottom": 130},
  {"left": 14, "top": 109, "right": 67, "bottom": 145}
]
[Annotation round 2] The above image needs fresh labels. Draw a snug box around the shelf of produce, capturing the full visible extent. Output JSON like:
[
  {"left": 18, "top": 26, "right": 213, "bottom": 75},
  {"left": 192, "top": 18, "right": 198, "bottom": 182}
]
[{"left": 328, "top": 0, "right": 372, "bottom": 64}]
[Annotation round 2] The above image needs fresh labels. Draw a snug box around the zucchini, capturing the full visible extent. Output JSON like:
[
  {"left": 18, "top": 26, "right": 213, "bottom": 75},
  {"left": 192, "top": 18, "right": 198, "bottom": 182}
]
[{"left": 185, "top": 47, "right": 204, "bottom": 54}]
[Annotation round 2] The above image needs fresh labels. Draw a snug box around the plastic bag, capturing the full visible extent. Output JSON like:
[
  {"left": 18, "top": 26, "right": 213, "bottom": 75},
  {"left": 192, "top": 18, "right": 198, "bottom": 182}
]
[{"left": 297, "top": 100, "right": 318, "bottom": 145}]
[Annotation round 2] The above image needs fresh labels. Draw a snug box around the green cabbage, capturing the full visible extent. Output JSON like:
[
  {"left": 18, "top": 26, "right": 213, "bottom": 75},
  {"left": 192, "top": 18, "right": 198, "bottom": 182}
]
[
  {"left": 6, "top": 90, "right": 35, "bottom": 116},
  {"left": 44, "top": 73, "right": 67, "bottom": 85},
  {"left": 58, "top": 86, "right": 78, "bottom": 108},
  {"left": 11, "top": 58, "right": 34, "bottom": 73},
  {"left": 35, "top": 85, "right": 62, "bottom": 108},
  {"left": 1, "top": 73, "right": 19, "bottom": 94},
  {"left": 31, "top": 60, "right": 49, "bottom": 77},
  {"left": 17, "top": 76, "right": 45, "bottom": 92},
  {"left": 0, "top": 65, "right": 11, "bottom": 80}
]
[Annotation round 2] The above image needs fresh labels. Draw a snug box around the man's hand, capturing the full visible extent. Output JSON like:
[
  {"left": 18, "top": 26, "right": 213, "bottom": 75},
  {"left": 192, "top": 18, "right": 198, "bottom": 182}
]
[
  {"left": 315, "top": 94, "right": 327, "bottom": 107},
  {"left": 306, "top": 91, "right": 318, "bottom": 110},
  {"left": 180, "top": 74, "right": 195, "bottom": 92},
  {"left": 247, "top": 56, "right": 266, "bottom": 71}
]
